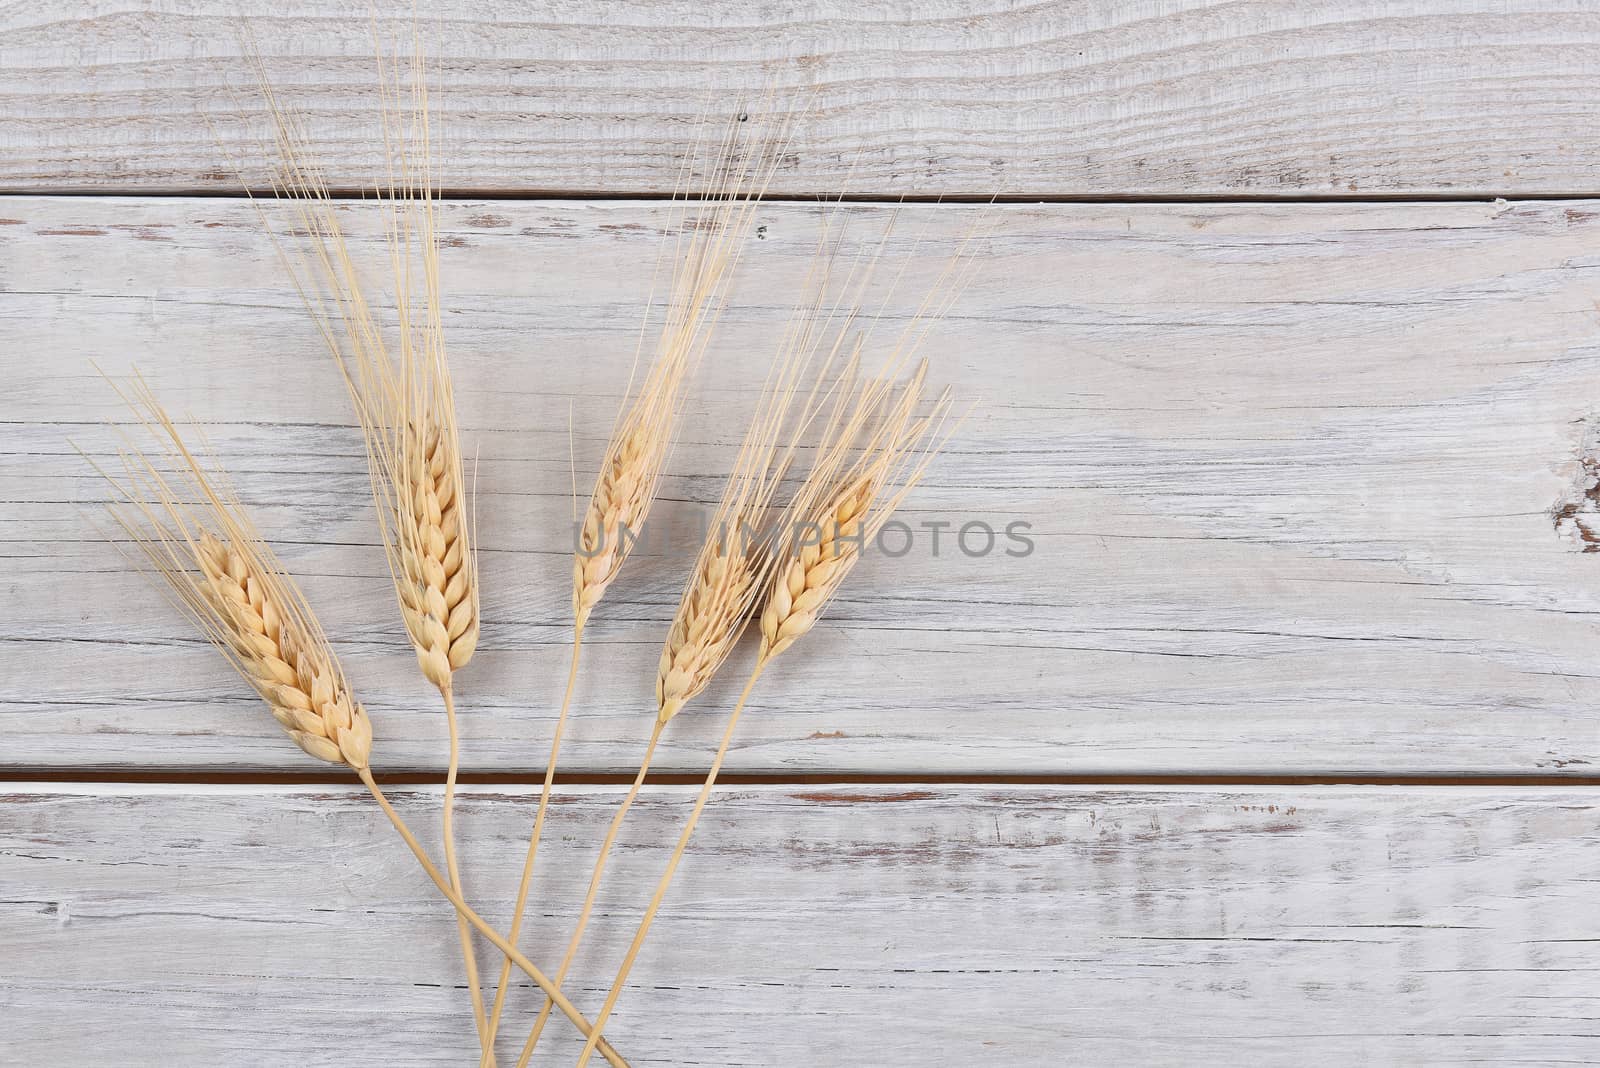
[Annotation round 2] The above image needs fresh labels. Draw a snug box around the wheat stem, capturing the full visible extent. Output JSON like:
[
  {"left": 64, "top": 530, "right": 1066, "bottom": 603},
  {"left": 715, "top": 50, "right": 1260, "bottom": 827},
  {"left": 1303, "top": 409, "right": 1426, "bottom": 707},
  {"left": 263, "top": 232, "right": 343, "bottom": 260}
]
[
  {"left": 479, "top": 625, "right": 587, "bottom": 1068},
  {"left": 441, "top": 685, "right": 493, "bottom": 1064},
  {"left": 515, "top": 717, "right": 665, "bottom": 1067},
  {"left": 574, "top": 661, "right": 766, "bottom": 1067},
  {"left": 356, "top": 767, "right": 632, "bottom": 1068}
]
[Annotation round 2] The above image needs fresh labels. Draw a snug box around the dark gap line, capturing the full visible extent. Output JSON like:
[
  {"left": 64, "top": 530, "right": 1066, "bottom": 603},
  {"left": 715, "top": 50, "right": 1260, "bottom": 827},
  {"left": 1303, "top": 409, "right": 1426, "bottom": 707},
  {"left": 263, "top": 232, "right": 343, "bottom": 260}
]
[
  {"left": 6, "top": 768, "right": 1600, "bottom": 789},
  {"left": 3, "top": 187, "right": 1598, "bottom": 206}
]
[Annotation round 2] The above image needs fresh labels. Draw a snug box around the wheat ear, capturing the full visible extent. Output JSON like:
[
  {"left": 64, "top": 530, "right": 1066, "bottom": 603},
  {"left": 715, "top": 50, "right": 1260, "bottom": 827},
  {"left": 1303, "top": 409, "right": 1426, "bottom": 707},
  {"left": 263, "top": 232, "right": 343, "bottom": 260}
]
[
  {"left": 88, "top": 374, "right": 628, "bottom": 1066},
  {"left": 258, "top": 51, "right": 481, "bottom": 689},
  {"left": 571, "top": 109, "right": 775, "bottom": 626},
  {"left": 255, "top": 46, "right": 491, "bottom": 1056},
  {"left": 95, "top": 374, "right": 376, "bottom": 771},
  {"left": 575, "top": 267, "right": 966, "bottom": 1068}
]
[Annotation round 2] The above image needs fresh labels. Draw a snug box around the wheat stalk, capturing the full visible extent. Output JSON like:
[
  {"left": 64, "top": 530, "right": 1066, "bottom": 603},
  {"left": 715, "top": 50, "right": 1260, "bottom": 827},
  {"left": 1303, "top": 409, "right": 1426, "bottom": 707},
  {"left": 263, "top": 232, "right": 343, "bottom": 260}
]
[
  {"left": 576, "top": 368, "right": 956, "bottom": 1067},
  {"left": 574, "top": 226, "right": 972, "bottom": 1066},
  {"left": 252, "top": 44, "right": 490, "bottom": 1057},
  {"left": 88, "top": 372, "right": 631, "bottom": 1068},
  {"left": 484, "top": 109, "right": 797, "bottom": 1067},
  {"left": 511, "top": 206, "right": 852, "bottom": 1065}
]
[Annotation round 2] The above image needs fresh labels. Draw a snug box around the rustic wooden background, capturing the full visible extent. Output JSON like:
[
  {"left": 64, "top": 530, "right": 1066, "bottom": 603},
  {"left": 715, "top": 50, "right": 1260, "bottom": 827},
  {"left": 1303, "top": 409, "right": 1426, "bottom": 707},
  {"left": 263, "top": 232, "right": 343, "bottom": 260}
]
[{"left": 5, "top": 3, "right": 1600, "bottom": 1065}]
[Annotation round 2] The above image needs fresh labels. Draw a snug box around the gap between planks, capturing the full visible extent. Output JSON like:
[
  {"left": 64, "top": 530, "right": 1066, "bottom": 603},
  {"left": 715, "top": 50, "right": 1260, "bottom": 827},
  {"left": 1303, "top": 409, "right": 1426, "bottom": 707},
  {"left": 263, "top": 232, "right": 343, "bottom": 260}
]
[
  {"left": 10, "top": 188, "right": 1600, "bottom": 205},
  {"left": 8, "top": 770, "right": 1600, "bottom": 788}
]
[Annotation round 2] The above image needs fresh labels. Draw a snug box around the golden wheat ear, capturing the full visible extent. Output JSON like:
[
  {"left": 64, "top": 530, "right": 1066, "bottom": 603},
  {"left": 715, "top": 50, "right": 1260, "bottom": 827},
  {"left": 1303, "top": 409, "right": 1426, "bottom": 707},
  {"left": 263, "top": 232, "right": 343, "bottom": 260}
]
[
  {"left": 654, "top": 217, "right": 863, "bottom": 725},
  {"left": 759, "top": 359, "right": 958, "bottom": 660},
  {"left": 749, "top": 205, "right": 982, "bottom": 662},
  {"left": 255, "top": 45, "right": 478, "bottom": 695},
  {"left": 573, "top": 106, "right": 794, "bottom": 628},
  {"left": 91, "top": 372, "right": 373, "bottom": 770}
]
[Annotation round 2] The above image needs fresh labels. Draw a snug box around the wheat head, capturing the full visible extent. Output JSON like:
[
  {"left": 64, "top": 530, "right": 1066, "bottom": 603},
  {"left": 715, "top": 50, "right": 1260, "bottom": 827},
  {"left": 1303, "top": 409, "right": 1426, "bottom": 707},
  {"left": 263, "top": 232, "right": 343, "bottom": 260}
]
[
  {"left": 759, "top": 359, "right": 957, "bottom": 661},
  {"left": 656, "top": 522, "right": 763, "bottom": 723},
  {"left": 759, "top": 477, "right": 871, "bottom": 659},
  {"left": 653, "top": 224, "right": 860, "bottom": 721},
  {"left": 93, "top": 373, "right": 373, "bottom": 770},
  {"left": 574, "top": 417, "right": 659, "bottom": 626},
  {"left": 573, "top": 109, "right": 792, "bottom": 628},
  {"left": 195, "top": 531, "right": 373, "bottom": 768},
  {"left": 751, "top": 205, "right": 984, "bottom": 660},
  {"left": 259, "top": 50, "right": 478, "bottom": 692},
  {"left": 396, "top": 415, "right": 478, "bottom": 689}
]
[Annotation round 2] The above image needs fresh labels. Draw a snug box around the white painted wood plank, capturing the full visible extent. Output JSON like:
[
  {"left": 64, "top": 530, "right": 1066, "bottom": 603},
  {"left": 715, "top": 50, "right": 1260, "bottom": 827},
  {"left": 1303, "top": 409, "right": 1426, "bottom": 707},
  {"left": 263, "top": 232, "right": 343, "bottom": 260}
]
[
  {"left": 3, "top": 783, "right": 1597, "bottom": 1066},
  {"left": 6, "top": 2, "right": 1600, "bottom": 196},
  {"left": 7, "top": 195, "right": 1600, "bottom": 775}
]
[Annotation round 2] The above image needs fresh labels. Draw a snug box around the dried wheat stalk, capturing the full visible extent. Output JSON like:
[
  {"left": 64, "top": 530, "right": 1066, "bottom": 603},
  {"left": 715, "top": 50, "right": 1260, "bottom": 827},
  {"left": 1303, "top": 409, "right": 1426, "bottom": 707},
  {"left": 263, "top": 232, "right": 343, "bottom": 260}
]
[
  {"left": 92, "top": 372, "right": 631, "bottom": 1068},
  {"left": 513, "top": 207, "right": 851, "bottom": 1065},
  {"left": 253, "top": 47, "right": 489, "bottom": 1057},
  {"left": 574, "top": 224, "right": 973, "bottom": 1066},
  {"left": 488, "top": 109, "right": 797, "bottom": 1067},
  {"left": 576, "top": 364, "right": 957, "bottom": 1066}
]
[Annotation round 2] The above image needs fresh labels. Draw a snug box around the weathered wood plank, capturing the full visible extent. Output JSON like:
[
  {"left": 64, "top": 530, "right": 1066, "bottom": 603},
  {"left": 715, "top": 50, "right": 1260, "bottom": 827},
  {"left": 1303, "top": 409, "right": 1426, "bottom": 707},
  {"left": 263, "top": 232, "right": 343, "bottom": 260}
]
[
  {"left": 2, "top": 783, "right": 1597, "bottom": 1065},
  {"left": 7, "top": 195, "right": 1600, "bottom": 775},
  {"left": 6, "top": 2, "right": 1600, "bottom": 196}
]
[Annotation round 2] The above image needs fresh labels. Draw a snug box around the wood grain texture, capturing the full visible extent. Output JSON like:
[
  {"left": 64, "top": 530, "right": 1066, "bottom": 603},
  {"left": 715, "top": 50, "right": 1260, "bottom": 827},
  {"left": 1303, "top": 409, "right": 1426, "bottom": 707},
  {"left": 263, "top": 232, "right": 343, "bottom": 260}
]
[
  {"left": 8, "top": 194, "right": 1600, "bottom": 776},
  {"left": 3, "top": 783, "right": 1597, "bottom": 1066},
  {"left": 6, "top": 1, "right": 1600, "bottom": 197}
]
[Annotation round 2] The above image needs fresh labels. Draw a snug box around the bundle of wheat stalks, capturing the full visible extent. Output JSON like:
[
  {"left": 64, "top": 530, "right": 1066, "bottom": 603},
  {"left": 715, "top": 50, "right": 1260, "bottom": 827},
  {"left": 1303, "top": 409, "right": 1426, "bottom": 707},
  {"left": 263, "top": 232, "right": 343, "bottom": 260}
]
[{"left": 93, "top": 50, "right": 969, "bottom": 1066}]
